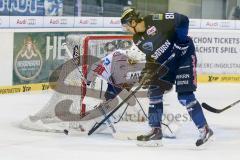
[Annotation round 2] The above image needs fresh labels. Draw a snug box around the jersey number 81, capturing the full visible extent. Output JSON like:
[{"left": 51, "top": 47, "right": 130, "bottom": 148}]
[{"left": 165, "top": 13, "right": 174, "bottom": 19}]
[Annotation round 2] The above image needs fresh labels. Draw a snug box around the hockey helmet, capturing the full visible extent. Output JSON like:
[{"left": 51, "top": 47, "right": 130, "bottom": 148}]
[{"left": 121, "top": 8, "right": 141, "bottom": 25}]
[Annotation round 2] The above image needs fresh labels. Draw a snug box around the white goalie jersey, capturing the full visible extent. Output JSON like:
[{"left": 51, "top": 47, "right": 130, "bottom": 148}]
[{"left": 87, "top": 48, "right": 145, "bottom": 85}]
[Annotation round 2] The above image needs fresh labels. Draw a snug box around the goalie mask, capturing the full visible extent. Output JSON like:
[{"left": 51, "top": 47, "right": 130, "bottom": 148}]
[{"left": 125, "top": 44, "right": 145, "bottom": 64}]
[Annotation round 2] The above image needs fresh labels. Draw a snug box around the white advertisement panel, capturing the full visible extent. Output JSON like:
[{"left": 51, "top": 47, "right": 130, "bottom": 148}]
[
  {"left": 190, "top": 30, "right": 240, "bottom": 74},
  {"left": 236, "top": 20, "right": 240, "bottom": 29},
  {"left": 200, "top": 19, "right": 235, "bottom": 30},
  {"left": 103, "top": 17, "right": 121, "bottom": 28},
  {"left": 9, "top": 16, "right": 43, "bottom": 28},
  {"left": 0, "top": 16, "right": 10, "bottom": 28},
  {"left": 0, "top": 32, "right": 13, "bottom": 85},
  {"left": 43, "top": 16, "right": 74, "bottom": 28},
  {"left": 74, "top": 17, "right": 103, "bottom": 28},
  {"left": 189, "top": 19, "right": 201, "bottom": 29}
]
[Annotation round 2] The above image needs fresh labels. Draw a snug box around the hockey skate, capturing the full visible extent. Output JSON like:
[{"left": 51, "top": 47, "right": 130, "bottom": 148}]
[
  {"left": 136, "top": 128, "right": 163, "bottom": 147},
  {"left": 196, "top": 125, "right": 213, "bottom": 147}
]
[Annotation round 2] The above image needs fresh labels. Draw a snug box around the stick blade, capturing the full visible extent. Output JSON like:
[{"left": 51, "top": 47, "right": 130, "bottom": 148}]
[{"left": 202, "top": 103, "right": 221, "bottom": 113}]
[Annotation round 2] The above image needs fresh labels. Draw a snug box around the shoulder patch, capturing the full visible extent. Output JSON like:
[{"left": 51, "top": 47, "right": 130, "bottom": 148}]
[
  {"left": 113, "top": 51, "right": 121, "bottom": 57},
  {"left": 152, "top": 14, "right": 163, "bottom": 20}
]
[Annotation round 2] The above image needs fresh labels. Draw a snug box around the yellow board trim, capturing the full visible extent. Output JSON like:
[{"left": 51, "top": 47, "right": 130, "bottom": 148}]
[
  {"left": 198, "top": 74, "right": 240, "bottom": 83},
  {"left": 0, "top": 75, "right": 239, "bottom": 94},
  {"left": 0, "top": 83, "right": 56, "bottom": 94}
]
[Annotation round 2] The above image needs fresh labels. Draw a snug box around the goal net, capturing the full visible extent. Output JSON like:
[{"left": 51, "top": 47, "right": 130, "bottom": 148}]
[{"left": 20, "top": 34, "right": 149, "bottom": 133}]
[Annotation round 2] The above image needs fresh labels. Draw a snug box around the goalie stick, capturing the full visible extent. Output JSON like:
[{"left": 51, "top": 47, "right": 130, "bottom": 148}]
[
  {"left": 202, "top": 99, "right": 240, "bottom": 113},
  {"left": 88, "top": 53, "right": 176, "bottom": 135},
  {"left": 63, "top": 43, "right": 88, "bottom": 84}
]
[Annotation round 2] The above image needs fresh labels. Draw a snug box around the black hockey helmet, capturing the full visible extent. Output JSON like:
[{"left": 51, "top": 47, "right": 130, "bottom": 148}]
[{"left": 121, "top": 8, "right": 141, "bottom": 25}]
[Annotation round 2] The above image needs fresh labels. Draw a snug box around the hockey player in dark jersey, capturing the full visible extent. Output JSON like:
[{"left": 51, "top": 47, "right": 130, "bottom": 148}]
[{"left": 121, "top": 8, "right": 213, "bottom": 147}]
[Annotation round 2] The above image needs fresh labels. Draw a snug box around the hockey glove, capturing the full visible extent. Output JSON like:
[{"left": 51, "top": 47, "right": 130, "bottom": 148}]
[{"left": 139, "top": 69, "right": 158, "bottom": 89}]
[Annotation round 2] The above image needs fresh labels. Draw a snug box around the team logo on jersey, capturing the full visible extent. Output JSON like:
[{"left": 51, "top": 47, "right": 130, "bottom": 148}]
[
  {"left": 93, "top": 64, "right": 106, "bottom": 75},
  {"left": 147, "top": 26, "right": 157, "bottom": 36},
  {"left": 151, "top": 40, "right": 171, "bottom": 60},
  {"left": 142, "top": 42, "right": 153, "bottom": 51},
  {"left": 14, "top": 36, "right": 43, "bottom": 81},
  {"left": 113, "top": 51, "right": 121, "bottom": 57},
  {"left": 126, "top": 71, "right": 141, "bottom": 80},
  {"left": 104, "top": 58, "right": 110, "bottom": 65}
]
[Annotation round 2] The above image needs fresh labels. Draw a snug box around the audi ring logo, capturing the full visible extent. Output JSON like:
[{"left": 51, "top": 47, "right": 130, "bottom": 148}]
[
  {"left": 27, "top": 19, "right": 36, "bottom": 25},
  {"left": 60, "top": 19, "right": 67, "bottom": 24}
]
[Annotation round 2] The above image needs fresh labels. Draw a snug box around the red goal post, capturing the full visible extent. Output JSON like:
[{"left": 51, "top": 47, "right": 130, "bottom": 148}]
[{"left": 80, "top": 35, "right": 132, "bottom": 114}]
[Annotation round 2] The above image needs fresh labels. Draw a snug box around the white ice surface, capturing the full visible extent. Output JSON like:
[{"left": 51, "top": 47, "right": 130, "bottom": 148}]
[{"left": 0, "top": 84, "right": 240, "bottom": 160}]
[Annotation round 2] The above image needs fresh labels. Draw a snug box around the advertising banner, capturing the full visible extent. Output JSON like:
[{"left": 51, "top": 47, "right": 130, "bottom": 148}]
[
  {"left": 10, "top": 30, "right": 240, "bottom": 86},
  {"left": 103, "top": 17, "right": 121, "bottom": 28},
  {"left": 190, "top": 30, "right": 240, "bottom": 79},
  {"left": 236, "top": 20, "right": 240, "bottom": 29},
  {"left": 0, "top": 0, "right": 9, "bottom": 15},
  {"left": 74, "top": 17, "right": 104, "bottom": 28},
  {"left": 9, "top": 16, "right": 43, "bottom": 28},
  {"left": 0, "top": 0, "right": 64, "bottom": 16},
  {"left": 13, "top": 32, "right": 69, "bottom": 85},
  {"left": 189, "top": 19, "right": 201, "bottom": 29},
  {"left": 44, "top": 0, "right": 63, "bottom": 16},
  {"left": 43, "top": 16, "right": 74, "bottom": 27},
  {"left": 8, "top": 0, "right": 44, "bottom": 16},
  {"left": 200, "top": 19, "right": 235, "bottom": 30},
  {"left": 0, "top": 16, "right": 10, "bottom": 28}
]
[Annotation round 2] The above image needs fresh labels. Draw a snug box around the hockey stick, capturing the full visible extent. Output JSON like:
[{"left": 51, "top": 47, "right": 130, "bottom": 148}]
[
  {"left": 202, "top": 99, "right": 240, "bottom": 113},
  {"left": 63, "top": 43, "right": 88, "bottom": 84},
  {"left": 88, "top": 84, "right": 143, "bottom": 135},
  {"left": 88, "top": 53, "right": 176, "bottom": 135}
]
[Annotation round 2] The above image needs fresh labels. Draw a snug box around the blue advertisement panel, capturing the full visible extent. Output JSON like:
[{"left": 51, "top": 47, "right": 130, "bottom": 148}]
[
  {"left": 7, "top": 0, "right": 44, "bottom": 16},
  {"left": 9, "top": 0, "right": 44, "bottom": 16},
  {"left": 0, "top": 0, "right": 66, "bottom": 16},
  {"left": 44, "top": 0, "right": 63, "bottom": 16},
  {"left": 0, "top": 0, "right": 10, "bottom": 15}
]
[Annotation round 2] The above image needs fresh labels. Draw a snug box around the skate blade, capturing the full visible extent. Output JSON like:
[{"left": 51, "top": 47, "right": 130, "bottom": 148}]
[
  {"left": 196, "top": 135, "right": 215, "bottom": 149},
  {"left": 112, "top": 132, "right": 139, "bottom": 140},
  {"left": 137, "top": 140, "right": 163, "bottom": 147}
]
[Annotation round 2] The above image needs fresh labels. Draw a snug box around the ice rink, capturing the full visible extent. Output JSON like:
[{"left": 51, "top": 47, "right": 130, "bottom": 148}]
[{"left": 0, "top": 83, "right": 239, "bottom": 160}]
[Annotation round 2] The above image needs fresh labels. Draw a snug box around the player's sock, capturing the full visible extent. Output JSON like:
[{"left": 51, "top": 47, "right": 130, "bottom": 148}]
[
  {"left": 178, "top": 92, "right": 214, "bottom": 146},
  {"left": 178, "top": 92, "right": 207, "bottom": 128},
  {"left": 148, "top": 102, "right": 163, "bottom": 128}
]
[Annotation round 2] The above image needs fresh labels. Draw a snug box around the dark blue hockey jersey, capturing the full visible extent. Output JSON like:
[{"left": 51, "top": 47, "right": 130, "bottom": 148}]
[{"left": 133, "top": 13, "right": 190, "bottom": 68}]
